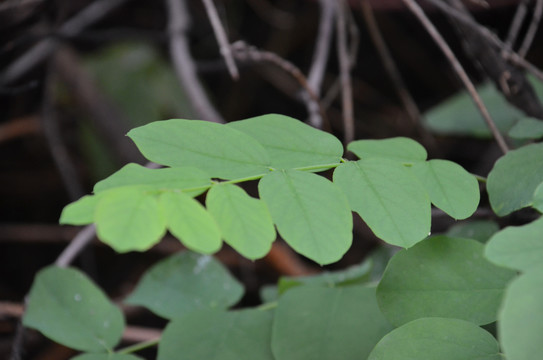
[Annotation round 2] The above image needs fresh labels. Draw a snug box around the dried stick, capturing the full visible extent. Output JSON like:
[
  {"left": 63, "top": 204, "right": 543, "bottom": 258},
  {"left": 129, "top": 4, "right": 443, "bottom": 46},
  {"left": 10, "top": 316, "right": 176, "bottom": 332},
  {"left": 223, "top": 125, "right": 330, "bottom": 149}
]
[
  {"left": 304, "top": 0, "right": 336, "bottom": 128},
  {"left": 55, "top": 225, "right": 97, "bottom": 268},
  {"left": 359, "top": 0, "right": 436, "bottom": 146},
  {"left": 502, "top": 0, "right": 530, "bottom": 55},
  {"left": 518, "top": 0, "right": 543, "bottom": 57},
  {"left": 0, "top": 0, "right": 131, "bottom": 85},
  {"left": 231, "top": 41, "right": 327, "bottom": 124},
  {"left": 201, "top": 0, "right": 239, "bottom": 80},
  {"left": 336, "top": 0, "right": 355, "bottom": 144},
  {"left": 401, "top": 0, "right": 509, "bottom": 153},
  {"left": 167, "top": 0, "right": 224, "bottom": 123}
]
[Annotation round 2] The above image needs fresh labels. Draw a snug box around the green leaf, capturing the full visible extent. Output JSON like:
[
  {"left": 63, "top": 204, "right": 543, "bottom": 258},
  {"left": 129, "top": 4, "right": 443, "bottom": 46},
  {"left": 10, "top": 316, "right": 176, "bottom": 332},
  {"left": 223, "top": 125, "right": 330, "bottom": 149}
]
[
  {"left": 23, "top": 267, "right": 124, "bottom": 352},
  {"left": 277, "top": 259, "right": 372, "bottom": 294},
  {"left": 271, "top": 286, "right": 393, "bottom": 360},
  {"left": 159, "top": 192, "right": 222, "bottom": 254},
  {"left": 487, "top": 143, "right": 543, "bottom": 216},
  {"left": 127, "top": 120, "right": 271, "bottom": 180},
  {"left": 258, "top": 170, "right": 352, "bottom": 265},
  {"left": 410, "top": 159, "right": 479, "bottom": 219},
  {"left": 368, "top": 318, "right": 502, "bottom": 360},
  {"left": 347, "top": 137, "right": 427, "bottom": 162},
  {"left": 333, "top": 159, "right": 430, "bottom": 248},
  {"left": 95, "top": 188, "right": 166, "bottom": 252},
  {"left": 485, "top": 217, "right": 543, "bottom": 272},
  {"left": 206, "top": 183, "right": 275, "bottom": 259},
  {"left": 228, "top": 114, "right": 343, "bottom": 171},
  {"left": 508, "top": 117, "right": 543, "bottom": 139},
  {"left": 71, "top": 354, "right": 144, "bottom": 360},
  {"left": 377, "top": 236, "right": 516, "bottom": 327},
  {"left": 60, "top": 195, "right": 100, "bottom": 225},
  {"left": 94, "top": 163, "right": 212, "bottom": 197},
  {"left": 446, "top": 220, "right": 500, "bottom": 243},
  {"left": 158, "top": 309, "right": 274, "bottom": 360},
  {"left": 532, "top": 182, "right": 543, "bottom": 212},
  {"left": 125, "top": 252, "right": 244, "bottom": 319},
  {"left": 424, "top": 82, "right": 522, "bottom": 137},
  {"left": 499, "top": 266, "right": 543, "bottom": 360}
]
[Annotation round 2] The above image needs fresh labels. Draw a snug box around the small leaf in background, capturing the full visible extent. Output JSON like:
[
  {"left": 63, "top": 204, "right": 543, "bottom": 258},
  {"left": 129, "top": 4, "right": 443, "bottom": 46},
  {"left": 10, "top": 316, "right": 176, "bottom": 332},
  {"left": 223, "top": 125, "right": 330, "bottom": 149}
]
[
  {"left": 94, "top": 163, "right": 212, "bottom": 197},
  {"left": 206, "top": 183, "right": 275, "bottom": 259},
  {"left": 532, "top": 182, "right": 543, "bottom": 212},
  {"left": 499, "top": 266, "right": 543, "bottom": 360},
  {"left": 258, "top": 170, "right": 352, "bottom": 265},
  {"left": 125, "top": 252, "right": 244, "bottom": 319},
  {"left": 277, "top": 259, "right": 372, "bottom": 294},
  {"left": 377, "top": 236, "right": 516, "bottom": 327},
  {"left": 333, "top": 159, "right": 430, "bottom": 248},
  {"left": 23, "top": 267, "right": 124, "bottom": 352},
  {"left": 485, "top": 217, "right": 543, "bottom": 272},
  {"left": 228, "top": 114, "right": 343, "bottom": 171},
  {"left": 158, "top": 309, "right": 274, "bottom": 360},
  {"left": 508, "top": 117, "right": 543, "bottom": 139},
  {"left": 446, "top": 219, "right": 500, "bottom": 243},
  {"left": 71, "top": 354, "right": 144, "bottom": 360},
  {"left": 160, "top": 192, "right": 222, "bottom": 254},
  {"left": 487, "top": 143, "right": 543, "bottom": 216},
  {"left": 95, "top": 188, "right": 166, "bottom": 252},
  {"left": 271, "top": 286, "right": 393, "bottom": 360},
  {"left": 128, "top": 120, "right": 271, "bottom": 180},
  {"left": 410, "top": 159, "right": 479, "bottom": 219},
  {"left": 60, "top": 195, "right": 100, "bottom": 225},
  {"left": 424, "top": 82, "right": 522, "bottom": 137},
  {"left": 368, "top": 318, "right": 502, "bottom": 360},
  {"left": 347, "top": 137, "right": 427, "bottom": 163}
]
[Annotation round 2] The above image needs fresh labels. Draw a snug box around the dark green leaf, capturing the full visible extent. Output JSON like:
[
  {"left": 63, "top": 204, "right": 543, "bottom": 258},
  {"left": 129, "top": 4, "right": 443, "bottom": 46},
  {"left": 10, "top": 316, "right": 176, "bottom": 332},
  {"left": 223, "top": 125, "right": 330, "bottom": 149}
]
[
  {"left": 271, "top": 286, "right": 393, "bottom": 360},
  {"left": 377, "top": 236, "right": 516, "bottom": 326},
  {"left": 228, "top": 114, "right": 343, "bottom": 171},
  {"left": 347, "top": 137, "right": 427, "bottom": 162},
  {"left": 23, "top": 267, "right": 124, "bottom": 352},
  {"left": 368, "top": 318, "right": 502, "bottom": 360},
  {"left": 125, "top": 252, "right": 244, "bottom": 319},
  {"left": 333, "top": 159, "right": 430, "bottom": 248},
  {"left": 446, "top": 220, "right": 499, "bottom": 243},
  {"left": 508, "top": 117, "right": 543, "bottom": 139},
  {"left": 158, "top": 309, "right": 274, "bottom": 360},
  {"left": 487, "top": 143, "right": 543, "bottom": 216},
  {"left": 127, "top": 120, "right": 271, "bottom": 180},
  {"left": 206, "top": 183, "right": 275, "bottom": 259},
  {"left": 258, "top": 170, "right": 352, "bottom": 265}
]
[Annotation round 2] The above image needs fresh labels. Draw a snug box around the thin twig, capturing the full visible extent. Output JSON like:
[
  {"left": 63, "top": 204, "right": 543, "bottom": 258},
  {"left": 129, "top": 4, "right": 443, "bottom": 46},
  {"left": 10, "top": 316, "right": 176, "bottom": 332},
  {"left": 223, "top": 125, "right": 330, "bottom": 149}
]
[
  {"left": 201, "top": 0, "right": 239, "bottom": 80},
  {"left": 502, "top": 0, "right": 530, "bottom": 56},
  {"left": 336, "top": 0, "right": 355, "bottom": 144},
  {"left": 0, "top": 0, "right": 131, "bottom": 85},
  {"left": 167, "top": 0, "right": 224, "bottom": 123},
  {"left": 360, "top": 0, "right": 436, "bottom": 147},
  {"left": 231, "top": 41, "right": 327, "bottom": 125},
  {"left": 304, "top": 0, "right": 336, "bottom": 128},
  {"left": 401, "top": 0, "right": 509, "bottom": 154},
  {"left": 519, "top": 0, "right": 543, "bottom": 57},
  {"left": 55, "top": 225, "right": 96, "bottom": 268}
]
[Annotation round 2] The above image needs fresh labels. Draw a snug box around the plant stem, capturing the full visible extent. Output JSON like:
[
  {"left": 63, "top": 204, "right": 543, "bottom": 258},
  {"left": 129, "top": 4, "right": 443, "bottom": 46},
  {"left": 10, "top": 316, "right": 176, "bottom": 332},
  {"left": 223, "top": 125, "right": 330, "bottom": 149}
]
[{"left": 117, "top": 338, "right": 161, "bottom": 354}]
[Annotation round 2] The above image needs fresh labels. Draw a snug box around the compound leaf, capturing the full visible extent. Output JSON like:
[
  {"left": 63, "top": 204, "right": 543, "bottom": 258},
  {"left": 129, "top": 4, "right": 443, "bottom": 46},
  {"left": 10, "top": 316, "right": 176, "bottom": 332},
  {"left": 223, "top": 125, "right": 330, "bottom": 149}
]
[
  {"left": 271, "top": 286, "right": 393, "bottom": 360},
  {"left": 160, "top": 191, "right": 222, "bottom": 254},
  {"left": 125, "top": 252, "right": 244, "bottom": 319},
  {"left": 206, "top": 183, "right": 275, "bottom": 259},
  {"left": 333, "top": 159, "right": 430, "bottom": 248},
  {"left": 158, "top": 309, "right": 274, "bottom": 360},
  {"left": 368, "top": 318, "right": 501, "bottom": 360},
  {"left": 23, "top": 267, "right": 124, "bottom": 353},
  {"left": 258, "top": 170, "right": 352, "bottom": 265},
  {"left": 377, "top": 236, "right": 516, "bottom": 327},
  {"left": 128, "top": 119, "right": 271, "bottom": 180},
  {"left": 228, "top": 114, "right": 343, "bottom": 171}
]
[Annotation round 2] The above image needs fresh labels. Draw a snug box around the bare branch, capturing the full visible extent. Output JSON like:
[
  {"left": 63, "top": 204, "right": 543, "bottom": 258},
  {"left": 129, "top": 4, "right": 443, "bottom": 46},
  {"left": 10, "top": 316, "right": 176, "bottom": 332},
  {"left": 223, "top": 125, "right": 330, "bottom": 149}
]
[
  {"left": 166, "top": 0, "right": 224, "bottom": 123},
  {"left": 201, "top": 0, "right": 239, "bottom": 80},
  {"left": 519, "top": 0, "right": 543, "bottom": 57},
  {"left": 336, "top": 0, "right": 355, "bottom": 144},
  {"left": 401, "top": 0, "right": 509, "bottom": 153},
  {"left": 502, "top": 0, "right": 530, "bottom": 55}
]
